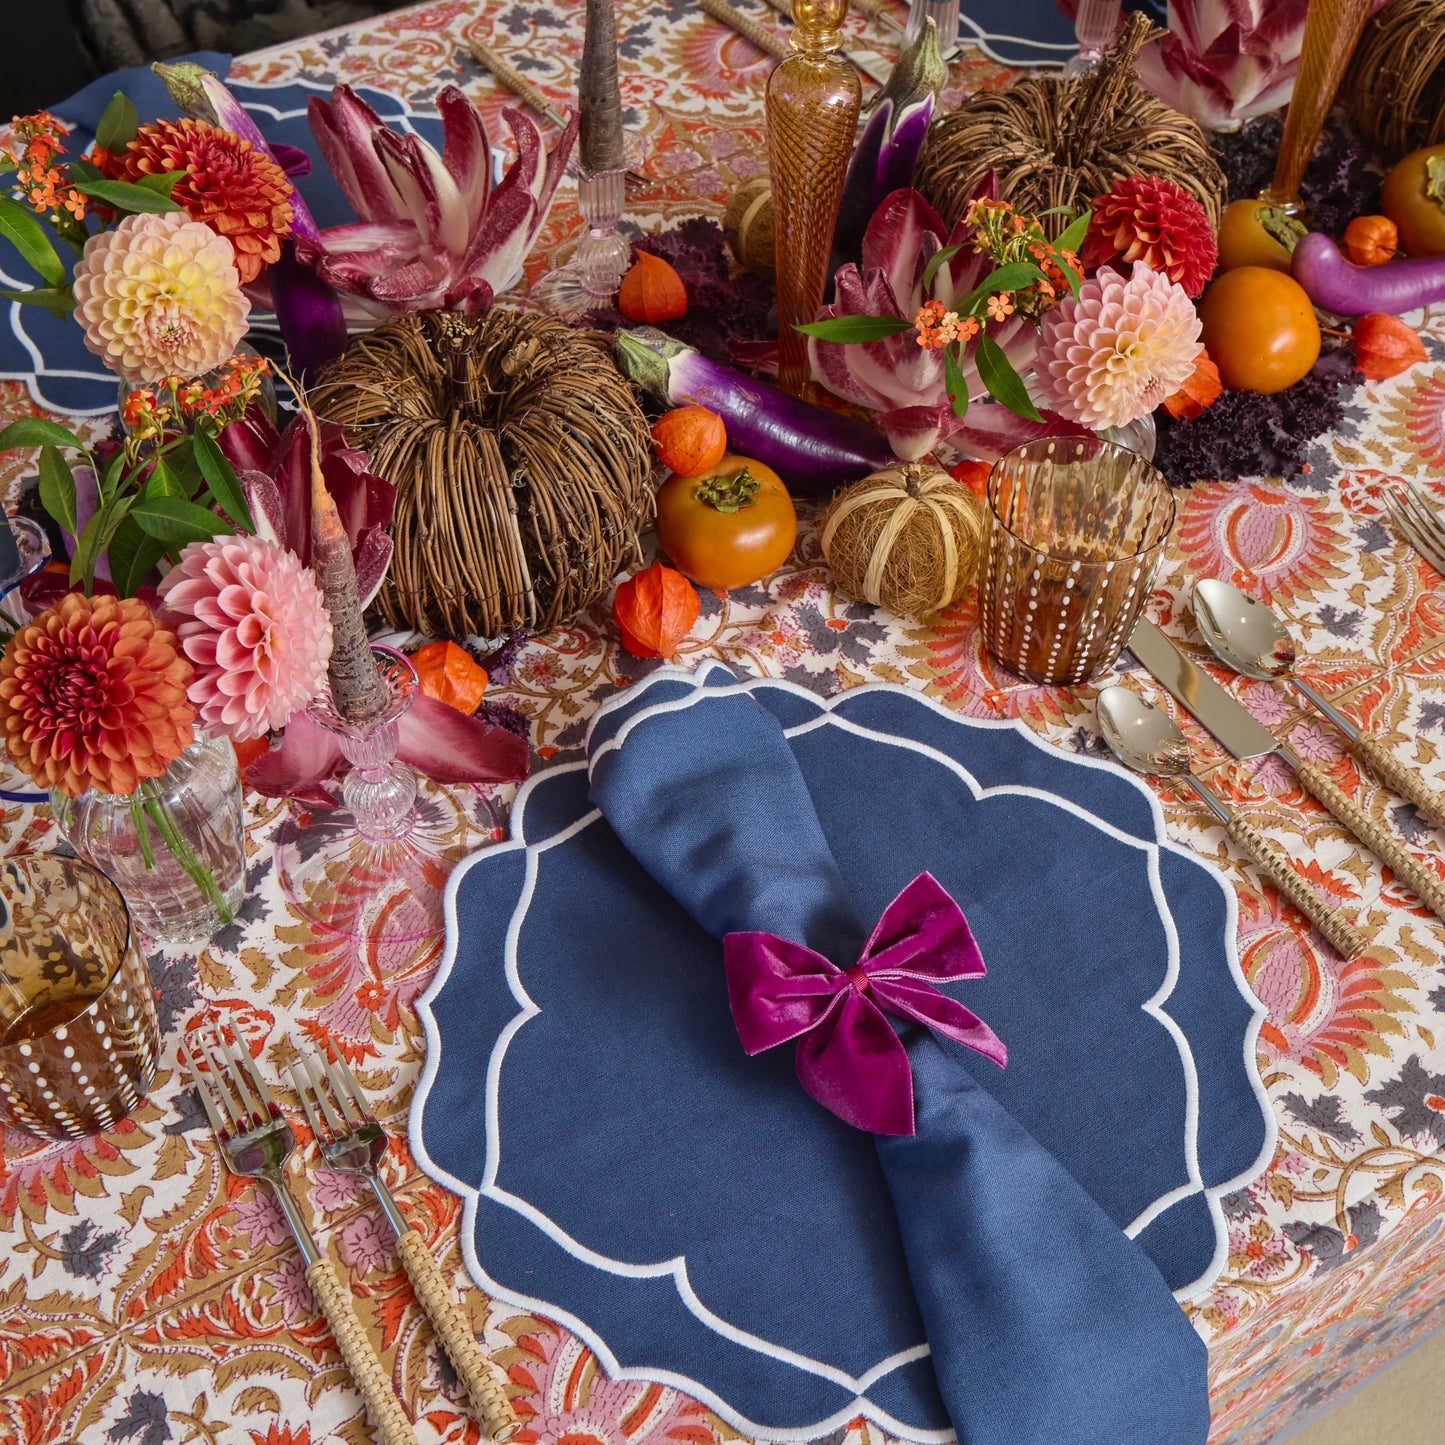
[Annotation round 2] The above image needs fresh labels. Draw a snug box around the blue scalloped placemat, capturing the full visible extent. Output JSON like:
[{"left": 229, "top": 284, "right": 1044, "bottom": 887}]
[{"left": 412, "top": 666, "right": 1273, "bottom": 1441}]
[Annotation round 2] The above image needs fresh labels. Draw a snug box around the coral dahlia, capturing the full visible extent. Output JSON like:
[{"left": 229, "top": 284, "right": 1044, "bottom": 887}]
[
  {"left": 99, "top": 117, "right": 293, "bottom": 284},
  {"left": 158, "top": 534, "right": 333, "bottom": 742},
  {"left": 72, "top": 212, "right": 250, "bottom": 385},
  {"left": 1080, "top": 175, "right": 1218, "bottom": 299},
  {"left": 0, "top": 593, "right": 196, "bottom": 798},
  {"left": 1034, "top": 262, "right": 1203, "bottom": 432}
]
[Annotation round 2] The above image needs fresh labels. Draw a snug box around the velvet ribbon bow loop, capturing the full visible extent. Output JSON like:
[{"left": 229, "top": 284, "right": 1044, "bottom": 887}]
[{"left": 723, "top": 872, "right": 1006, "bottom": 1135}]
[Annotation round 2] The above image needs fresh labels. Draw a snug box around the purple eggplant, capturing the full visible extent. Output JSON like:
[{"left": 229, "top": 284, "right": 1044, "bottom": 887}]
[
  {"left": 1292, "top": 230, "right": 1445, "bottom": 316},
  {"left": 614, "top": 328, "right": 896, "bottom": 494}
]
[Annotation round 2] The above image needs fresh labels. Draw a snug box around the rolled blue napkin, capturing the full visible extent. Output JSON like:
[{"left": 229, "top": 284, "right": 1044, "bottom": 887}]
[{"left": 587, "top": 684, "right": 1210, "bottom": 1443}]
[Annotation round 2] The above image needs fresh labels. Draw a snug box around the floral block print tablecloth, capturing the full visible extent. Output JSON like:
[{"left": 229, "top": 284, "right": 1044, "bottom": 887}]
[{"left": 4, "top": 3, "right": 1445, "bottom": 1443}]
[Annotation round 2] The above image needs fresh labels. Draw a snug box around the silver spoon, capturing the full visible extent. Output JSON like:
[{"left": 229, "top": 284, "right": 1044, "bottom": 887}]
[
  {"left": 1194, "top": 578, "right": 1445, "bottom": 833},
  {"left": 1097, "top": 687, "right": 1367, "bottom": 958}
]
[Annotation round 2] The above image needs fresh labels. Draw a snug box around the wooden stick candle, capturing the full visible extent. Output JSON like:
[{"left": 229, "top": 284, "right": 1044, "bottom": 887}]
[
  {"left": 580, "top": 0, "right": 626, "bottom": 175},
  {"left": 304, "top": 407, "right": 387, "bottom": 722}
]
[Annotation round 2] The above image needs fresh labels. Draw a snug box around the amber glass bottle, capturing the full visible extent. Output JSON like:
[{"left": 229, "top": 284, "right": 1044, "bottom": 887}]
[{"left": 766, "top": 0, "right": 862, "bottom": 396}]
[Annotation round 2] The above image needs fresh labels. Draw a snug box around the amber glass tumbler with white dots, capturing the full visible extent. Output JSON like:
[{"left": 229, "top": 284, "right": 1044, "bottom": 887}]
[
  {"left": 980, "top": 436, "right": 1175, "bottom": 686},
  {"left": 0, "top": 854, "right": 160, "bottom": 1139}
]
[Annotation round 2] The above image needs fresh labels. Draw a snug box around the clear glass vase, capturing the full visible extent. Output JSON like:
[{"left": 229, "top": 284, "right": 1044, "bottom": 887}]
[{"left": 50, "top": 732, "right": 246, "bottom": 947}]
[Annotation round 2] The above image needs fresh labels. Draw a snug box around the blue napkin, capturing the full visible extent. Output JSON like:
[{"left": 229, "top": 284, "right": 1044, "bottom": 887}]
[
  {"left": 960, "top": 0, "right": 1166, "bottom": 66},
  {"left": 587, "top": 680, "right": 1210, "bottom": 1443}
]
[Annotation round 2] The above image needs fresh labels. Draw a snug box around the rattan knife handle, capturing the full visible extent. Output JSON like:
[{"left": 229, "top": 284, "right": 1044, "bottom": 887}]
[
  {"left": 699, "top": 0, "right": 792, "bottom": 60},
  {"left": 1351, "top": 730, "right": 1445, "bottom": 833},
  {"left": 853, "top": 0, "right": 908, "bottom": 30},
  {"left": 1295, "top": 761, "right": 1445, "bottom": 924},
  {"left": 1225, "top": 815, "right": 1368, "bottom": 957},
  {"left": 307, "top": 1258, "right": 419, "bottom": 1445},
  {"left": 395, "top": 1228, "right": 518, "bottom": 1441}
]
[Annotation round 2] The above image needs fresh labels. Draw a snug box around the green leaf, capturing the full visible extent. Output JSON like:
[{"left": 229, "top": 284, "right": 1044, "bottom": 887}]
[
  {"left": 98, "top": 446, "right": 127, "bottom": 504},
  {"left": 976, "top": 336, "right": 1043, "bottom": 423},
  {"left": 0, "top": 417, "right": 83, "bottom": 451},
  {"left": 73, "top": 178, "right": 185, "bottom": 215},
  {"left": 94, "top": 92, "right": 139, "bottom": 152},
  {"left": 143, "top": 455, "right": 189, "bottom": 501},
  {"left": 37, "top": 445, "right": 77, "bottom": 536},
  {"left": 131, "top": 496, "right": 234, "bottom": 546},
  {"left": 976, "top": 260, "right": 1047, "bottom": 295},
  {"left": 920, "top": 244, "right": 963, "bottom": 291},
  {"left": 192, "top": 429, "right": 254, "bottom": 531},
  {"left": 69, "top": 510, "right": 104, "bottom": 591},
  {"left": 0, "top": 194, "right": 67, "bottom": 288},
  {"left": 1055, "top": 209, "right": 1092, "bottom": 257},
  {"left": 943, "top": 347, "right": 970, "bottom": 423},
  {"left": 0, "top": 285, "right": 75, "bottom": 318},
  {"left": 135, "top": 170, "right": 186, "bottom": 199},
  {"left": 106, "top": 515, "right": 167, "bottom": 598},
  {"left": 794, "top": 315, "right": 916, "bottom": 342},
  {"left": 67, "top": 156, "right": 101, "bottom": 183}
]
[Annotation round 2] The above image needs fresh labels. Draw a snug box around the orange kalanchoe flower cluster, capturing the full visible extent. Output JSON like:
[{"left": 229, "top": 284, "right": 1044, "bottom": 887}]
[
  {"left": 4, "top": 111, "right": 85, "bottom": 221},
  {"left": 913, "top": 300, "right": 979, "bottom": 350},
  {"left": 121, "top": 354, "right": 270, "bottom": 446},
  {"left": 0, "top": 592, "right": 196, "bottom": 798},
  {"left": 99, "top": 117, "right": 293, "bottom": 283}
]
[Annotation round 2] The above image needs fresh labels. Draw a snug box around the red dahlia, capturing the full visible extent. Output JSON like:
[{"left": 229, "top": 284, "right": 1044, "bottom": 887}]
[
  {"left": 100, "top": 117, "right": 293, "bottom": 283},
  {"left": 1080, "top": 175, "right": 1218, "bottom": 299}
]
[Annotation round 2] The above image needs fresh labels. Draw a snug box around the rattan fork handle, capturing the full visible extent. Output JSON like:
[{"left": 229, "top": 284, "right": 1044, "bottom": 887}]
[
  {"left": 699, "top": 0, "right": 791, "bottom": 60},
  {"left": 1225, "top": 815, "right": 1368, "bottom": 957},
  {"left": 1295, "top": 761, "right": 1445, "bottom": 924},
  {"left": 395, "top": 1228, "right": 519, "bottom": 1442},
  {"left": 1350, "top": 730, "right": 1445, "bottom": 833},
  {"left": 306, "top": 1258, "right": 418, "bottom": 1445}
]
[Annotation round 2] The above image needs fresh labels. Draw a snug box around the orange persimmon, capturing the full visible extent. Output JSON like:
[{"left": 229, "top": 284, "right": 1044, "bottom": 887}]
[{"left": 1343, "top": 215, "right": 1399, "bottom": 266}]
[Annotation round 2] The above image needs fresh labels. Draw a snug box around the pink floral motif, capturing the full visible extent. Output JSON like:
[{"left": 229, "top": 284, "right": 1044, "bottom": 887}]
[
  {"left": 264, "top": 1251, "right": 317, "bottom": 1323},
  {"left": 1289, "top": 722, "right": 1341, "bottom": 764},
  {"left": 1244, "top": 682, "right": 1292, "bottom": 726},
  {"left": 338, "top": 1211, "right": 394, "bottom": 1274},
  {"left": 231, "top": 1188, "right": 289, "bottom": 1247},
  {"left": 309, "top": 1166, "right": 366, "bottom": 1213}
]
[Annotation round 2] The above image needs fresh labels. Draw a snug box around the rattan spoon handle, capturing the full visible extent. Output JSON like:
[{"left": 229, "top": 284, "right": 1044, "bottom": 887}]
[
  {"left": 699, "top": 0, "right": 791, "bottom": 60},
  {"left": 395, "top": 1228, "right": 519, "bottom": 1441},
  {"left": 1225, "top": 815, "right": 1368, "bottom": 957},
  {"left": 1295, "top": 761, "right": 1445, "bottom": 924},
  {"left": 306, "top": 1258, "right": 418, "bottom": 1445},
  {"left": 1350, "top": 730, "right": 1445, "bottom": 833}
]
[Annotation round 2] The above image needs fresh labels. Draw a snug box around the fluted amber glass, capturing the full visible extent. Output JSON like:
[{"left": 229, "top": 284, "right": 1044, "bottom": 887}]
[
  {"left": 1262, "top": 0, "right": 1373, "bottom": 212},
  {"left": 767, "top": 0, "right": 861, "bottom": 395}
]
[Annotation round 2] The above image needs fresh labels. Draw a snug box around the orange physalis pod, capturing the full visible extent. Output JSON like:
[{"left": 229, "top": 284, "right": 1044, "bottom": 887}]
[
  {"left": 1343, "top": 215, "right": 1399, "bottom": 267},
  {"left": 617, "top": 251, "right": 688, "bottom": 324},
  {"left": 1162, "top": 348, "right": 1224, "bottom": 420},
  {"left": 612, "top": 560, "right": 700, "bottom": 659},
  {"left": 411, "top": 640, "right": 489, "bottom": 713},
  {"left": 650, "top": 405, "right": 728, "bottom": 477},
  {"left": 1352, "top": 313, "right": 1427, "bottom": 380}
]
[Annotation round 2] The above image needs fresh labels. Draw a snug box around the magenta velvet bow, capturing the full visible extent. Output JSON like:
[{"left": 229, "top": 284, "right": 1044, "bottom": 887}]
[{"left": 722, "top": 872, "right": 1006, "bottom": 1135}]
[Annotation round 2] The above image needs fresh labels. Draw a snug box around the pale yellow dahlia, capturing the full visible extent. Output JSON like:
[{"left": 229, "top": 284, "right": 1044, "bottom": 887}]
[
  {"left": 71, "top": 212, "right": 251, "bottom": 385},
  {"left": 1034, "top": 262, "right": 1203, "bottom": 432}
]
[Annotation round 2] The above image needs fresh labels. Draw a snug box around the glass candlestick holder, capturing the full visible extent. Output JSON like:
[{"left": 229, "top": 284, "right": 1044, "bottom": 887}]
[
  {"left": 1261, "top": 0, "right": 1374, "bottom": 213},
  {"left": 530, "top": 131, "right": 647, "bottom": 318},
  {"left": 274, "top": 648, "right": 472, "bottom": 951}
]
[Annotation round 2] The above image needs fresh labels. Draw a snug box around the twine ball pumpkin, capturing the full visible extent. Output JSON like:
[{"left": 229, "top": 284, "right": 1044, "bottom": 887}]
[
  {"left": 1344, "top": 0, "right": 1445, "bottom": 159},
  {"left": 723, "top": 177, "right": 776, "bottom": 278},
  {"left": 310, "top": 310, "right": 652, "bottom": 638},
  {"left": 915, "top": 13, "right": 1225, "bottom": 237},
  {"left": 820, "top": 464, "right": 984, "bottom": 619}
]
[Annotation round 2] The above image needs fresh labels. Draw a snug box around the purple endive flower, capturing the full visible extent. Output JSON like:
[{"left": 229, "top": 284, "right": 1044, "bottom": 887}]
[
  {"left": 831, "top": 93, "right": 935, "bottom": 274},
  {"left": 218, "top": 406, "right": 395, "bottom": 608},
  {"left": 245, "top": 694, "right": 530, "bottom": 805},
  {"left": 808, "top": 184, "right": 1085, "bottom": 461},
  {"left": 298, "top": 84, "right": 579, "bottom": 314}
]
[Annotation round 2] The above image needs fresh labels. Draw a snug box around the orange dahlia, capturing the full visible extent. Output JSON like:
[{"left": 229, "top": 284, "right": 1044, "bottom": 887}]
[
  {"left": 0, "top": 593, "right": 197, "bottom": 798},
  {"left": 99, "top": 117, "right": 293, "bottom": 283}
]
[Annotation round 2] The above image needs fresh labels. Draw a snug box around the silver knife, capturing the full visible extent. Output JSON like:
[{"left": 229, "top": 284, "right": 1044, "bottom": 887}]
[{"left": 1129, "top": 618, "right": 1445, "bottom": 926}]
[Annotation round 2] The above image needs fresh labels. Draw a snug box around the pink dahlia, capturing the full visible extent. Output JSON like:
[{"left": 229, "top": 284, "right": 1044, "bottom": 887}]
[
  {"left": 158, "top": 534, "right": 332, "bottom": 742},
  {"left": 1034, "top": 262, "right": 1203, "bottom": 432}
]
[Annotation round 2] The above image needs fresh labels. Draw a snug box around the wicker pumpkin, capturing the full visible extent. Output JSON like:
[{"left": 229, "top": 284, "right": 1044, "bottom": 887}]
[
  {"left": 723, "top": 177, "right": 776, "bottom": 278},
  {"left": 1344, "top": 0, "right": 1445, "bottom": 160},
  {"left": 820, "top": 463, "right": 984, "bottom": 619},
  {"left": 915, "top": 14, "right": 1225, "bottom": 236},
  {"left": 311, "top": 310, "right": 652, "bottom": 639}
]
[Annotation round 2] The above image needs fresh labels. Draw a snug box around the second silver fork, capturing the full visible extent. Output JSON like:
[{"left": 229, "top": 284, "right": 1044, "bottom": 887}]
[
  {"left": 1386, "top": 480, "right": 1445, "bottom": 574},
  {"left": 290, "top": 1043, "right": 519, "bottom": 1442}
]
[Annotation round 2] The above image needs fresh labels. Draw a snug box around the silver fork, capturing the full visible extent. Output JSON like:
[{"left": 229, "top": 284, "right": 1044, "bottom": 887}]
[
  {"left": 1385, "top": 481, "right": 1445, "bottom": 574},
  {"left": 290, "top": 1042, "right": 519, "bottom": 1443},
  {"left": 184, "top": 1023, "right": 418, "bottom": 1445}
]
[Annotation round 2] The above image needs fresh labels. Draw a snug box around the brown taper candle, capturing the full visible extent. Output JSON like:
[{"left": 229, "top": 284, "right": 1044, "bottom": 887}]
[{"left": 580, "top": 0, "right": 626, "bottom": 174}]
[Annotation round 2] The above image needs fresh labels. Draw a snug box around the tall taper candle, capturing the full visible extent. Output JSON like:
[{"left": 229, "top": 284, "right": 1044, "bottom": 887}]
[{"left": 580, "top": 0, "right": 626, "bottom": 175}]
